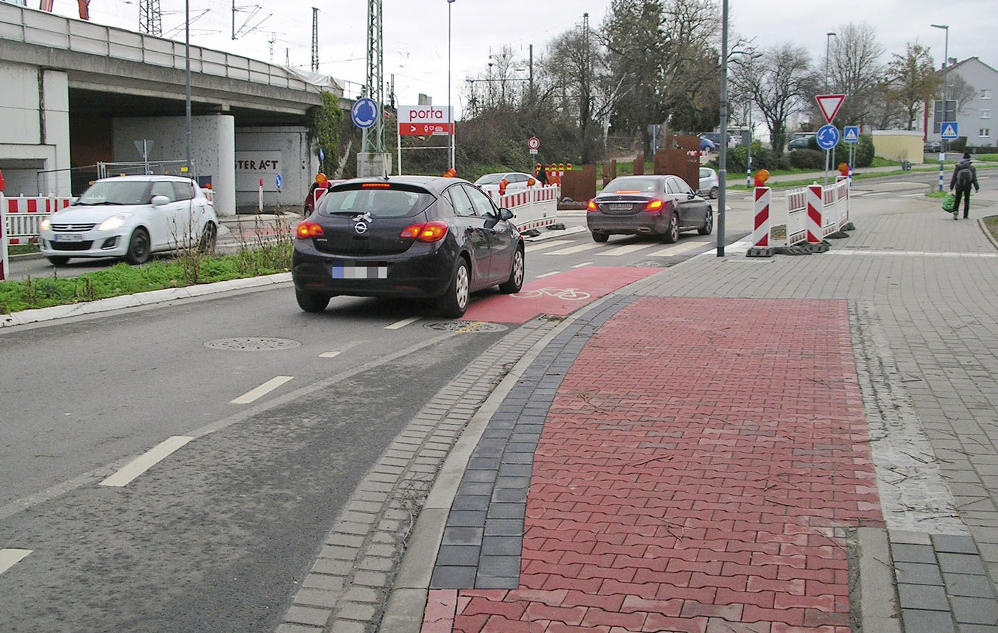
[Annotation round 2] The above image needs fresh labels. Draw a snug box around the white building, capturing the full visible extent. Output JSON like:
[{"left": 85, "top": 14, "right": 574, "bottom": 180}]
[{"left": 929, "top": 57, "right": 997, "bottom": 148}]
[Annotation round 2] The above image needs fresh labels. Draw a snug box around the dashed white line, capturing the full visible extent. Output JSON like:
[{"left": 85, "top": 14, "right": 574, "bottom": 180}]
[
  {"left": 525, "top": 240, "right": 573, "bottom": 253},
  {"left": 546, "top": 242, "right": 603, "bottom": 255},
  {"left": 319, "top": 351, "right": 341, "bottom": 358},
  {"left": 98, "top": 436, "right": 194, "bottom": 487},
  {"left": 385, "top": 316, "right": 420, "bottom": 330},
  {"left": 648, "top": 240, "right": 709, "bottom": 258},
  {"left": 597, "top": 242, "right": 657, "bottom": 256},
  {"left": 231, "top": 376, "right": 294, "bottom": 404},
  {"left": 0, "top": 549, "right": 32, "bottom": 576},
  {"left": 571, "top": 262, "right": 592, "bottom": 268},
  {"left": 536, "top": 271, "right": 561, "bottom": 278}
]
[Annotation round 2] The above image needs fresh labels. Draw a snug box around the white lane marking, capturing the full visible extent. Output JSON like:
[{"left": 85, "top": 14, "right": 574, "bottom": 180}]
[
  {"left": 319, "top": 351, "right": 340, "bottom": 358},
  {"left": 525, "top": 240, "right": 573, "bottom": 253},
  {"left": 385, "top": 316, "right": 420, "bottom": 330},
  {"left": 648, "top": 240, "right": 709, "bottom": 258},
  {"left": 829, "top": 250, "right": 998, "bottom": 258},
  {"left": 99, "top": 436, "right": 194, "bottom": 487},
  {"left": 536, "top": 271, "right": 561, "bottom": 279},
  {"left": 597, "top": 242, "right": 656, "bottom": 256},
  {"left": 231, "top": 376, "right": 294, "bottom": 404},
  {"left": 546, "top": 242, "right": 603, "bottom": 255},
  {"left": 571, "top": 262, "right": 592, "bottom": 268},
  {"left": 0, "top": 549, "right": 32, "bottom": 576},
  {"left": 319, "top": 339, "right": 366, "bottom": 358},
  {"left": 525, "top": 226, "right": 586, "bottom": 241},
  {"left": 866, "top": 192, "right": 886, "bottom": 196}
]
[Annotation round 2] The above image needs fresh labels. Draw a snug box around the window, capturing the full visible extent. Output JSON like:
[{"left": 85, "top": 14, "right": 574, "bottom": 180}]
[
  {"left": 982, "top": 89, "right": 993, "bottom": 100},
  {"left": 446, "top": 186, "right": 477, "bottom": 217},
  {"left": 150, "top": 181, "right": 175, "bottom": 202},
  {"left": 172, "top": 181, "right": 194, "bottom": 201},
  {"left": 980, "top": 128, "right": 991, "bottom": 138},
  {"left": 463, "top": 185, "right": 497, "bottom": 217},
  {"left": 981, "top": 109, "right": 992, "bottom": 119}
]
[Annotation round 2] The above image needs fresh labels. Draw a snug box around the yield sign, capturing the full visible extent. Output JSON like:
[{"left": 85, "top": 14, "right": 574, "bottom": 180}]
[{"left": 815, "top": 94, "right": 846, "bottom": 124}]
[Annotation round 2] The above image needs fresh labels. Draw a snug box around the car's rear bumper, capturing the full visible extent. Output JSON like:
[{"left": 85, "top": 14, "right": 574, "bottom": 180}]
[{"left": 587, "top": 212, "right": 668, "bottom": 235}]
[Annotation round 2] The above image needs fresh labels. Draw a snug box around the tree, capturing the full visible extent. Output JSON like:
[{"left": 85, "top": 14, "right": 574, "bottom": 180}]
[
  {"left": 885, "top": 43, "right": 941, "bottom": 130},
  {"left": 731, "top": 43, "right": 814, "bottom": 155},
  {"left": 819, "top": 23, "right": 885, "bottom": 126},
  {"left": 946, "top": 73, "right": 977, "bottom": 114}
]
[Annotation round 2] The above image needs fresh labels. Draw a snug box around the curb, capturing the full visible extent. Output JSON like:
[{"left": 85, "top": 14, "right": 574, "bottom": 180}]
[
  {"left": 857, "top": 528, "right": 902, "bottom": 633},
  {"left": 978, "top": 217, "right": 998, "bottom": 252}
]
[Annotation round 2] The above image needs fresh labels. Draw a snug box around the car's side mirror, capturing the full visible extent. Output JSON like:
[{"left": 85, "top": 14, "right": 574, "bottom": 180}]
[
  {"left": 687, "top": 192, "right": 695, "bottom": 200},
  {"left": 151, "top": 195, "right": 170, "bottom": 206},
  {"left": 498, "top": 208, "right": 514, "bottom": 221},
  {"left": 69, "top": 197, "right": 79, "bottom": 205}
]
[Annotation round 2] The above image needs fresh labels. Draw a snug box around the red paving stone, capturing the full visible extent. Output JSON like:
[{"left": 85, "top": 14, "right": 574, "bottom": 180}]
[{"left": 428, "top": 298, "right": 882, "bottom": 632}]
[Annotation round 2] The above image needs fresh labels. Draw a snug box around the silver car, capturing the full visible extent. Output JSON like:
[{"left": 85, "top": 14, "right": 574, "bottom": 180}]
[
  {"left": 698, "top": 167, "right": 719, "bottom": 199},
  {"left": 587, "top": 175, "right": 713, "bottom": 243},
  {"left": 38, "top": 175, "right": 218, "bottom": 266}
]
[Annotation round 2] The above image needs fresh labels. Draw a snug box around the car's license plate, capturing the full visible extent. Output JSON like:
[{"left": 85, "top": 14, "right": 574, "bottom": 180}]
[
  {"left": 609, "top": 203, "right": 632, "bottom": 211},
  {"left": 54, "top": 234, "right": 84, "bottom": 242},
  {"left": 331, "top": 262, "right": 388, "bottom": 279}
]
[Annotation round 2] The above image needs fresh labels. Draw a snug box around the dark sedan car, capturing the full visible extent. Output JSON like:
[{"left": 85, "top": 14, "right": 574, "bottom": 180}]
[
  {"left": 292, "top": 176, "right": 525, "bottom": 317},
  {"left": 586, "top": 175, "right": 713, "bottom": 243}
]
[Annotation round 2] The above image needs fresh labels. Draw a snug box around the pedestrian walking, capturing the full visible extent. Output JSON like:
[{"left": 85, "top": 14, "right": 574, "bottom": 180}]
[
  {"left": 535, "top": 164, "right": 548, "bottom": 185},
  {"left": 304, "top": 173, "right": 332, "bottom": 216},
  {"left": 949, "top": 152, "right": 980, "bottom": 220}
]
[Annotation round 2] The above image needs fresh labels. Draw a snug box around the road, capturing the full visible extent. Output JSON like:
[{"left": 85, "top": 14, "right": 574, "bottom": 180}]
[{"left": 0, "top": 202, "right": 752, "bottom": 632}]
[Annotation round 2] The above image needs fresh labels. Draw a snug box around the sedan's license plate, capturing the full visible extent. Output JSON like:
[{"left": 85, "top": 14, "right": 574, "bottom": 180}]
[
  {"left": 609, "top": 203, "right": 632, "bottom": 211},
  {"left": 54, "top": 234, "right": 84, "bottom": 242},
  {"left": 331, "top": 262, "right": 388, "bottom": 279}
]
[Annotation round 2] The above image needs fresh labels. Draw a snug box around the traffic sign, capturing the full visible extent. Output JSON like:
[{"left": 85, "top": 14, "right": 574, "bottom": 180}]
[
  {"left": 815, "top": 94, "right": 846, "bottom": 124},
  {"left": 528, "top": 136, "right": 540, "bottom": 150},
  {"left": 941, "top": 121, "right": 959, "bottom": 140},
  {"left": 399, "top": 122, "right": 454, "bottom": 136},
  {"left": 275, "top": 174, "right": 283, "bottom": 190},
  {"left": 351, "top": 98, "right": 379, "bottom": 129},
  {"left": 318, "top": 148, "right": 325, "bottom": 161},
  {"left": 816, "top": 124, "right": 840, "bottom": 150},
  {"left": 529, "top": 149, "right": 538, "bottom": 155},
  {"left": 843, "top": 126, "right": 859, "bottom": 144}
]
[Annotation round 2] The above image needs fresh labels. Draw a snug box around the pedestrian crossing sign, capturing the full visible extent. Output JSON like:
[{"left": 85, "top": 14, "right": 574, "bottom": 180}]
[
  {"left": 843, "top": 126, "right": 859, "bottom": 144},
  {"left": 941, "top": 122, "right": 959, "bottom": 140}
]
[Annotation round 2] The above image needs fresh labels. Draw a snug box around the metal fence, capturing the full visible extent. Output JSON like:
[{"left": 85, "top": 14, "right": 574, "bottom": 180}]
[{"left": 35, "top": 161, "right": 200, "bottom": 197}]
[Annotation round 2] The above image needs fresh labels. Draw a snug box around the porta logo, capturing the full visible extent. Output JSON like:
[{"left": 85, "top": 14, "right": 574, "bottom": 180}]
[{"left": 410, "top": 109, "right": 445, "bottom": 120}]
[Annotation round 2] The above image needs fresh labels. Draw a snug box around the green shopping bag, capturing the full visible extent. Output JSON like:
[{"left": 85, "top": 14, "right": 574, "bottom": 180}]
[{"left": 942, "top": 192, "right": 956, "bottom": 212}]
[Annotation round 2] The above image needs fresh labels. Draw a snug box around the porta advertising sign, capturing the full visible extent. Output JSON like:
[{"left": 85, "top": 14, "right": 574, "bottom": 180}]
[{"left": 398, "top": 105, "right": 453, "bottom": 136}]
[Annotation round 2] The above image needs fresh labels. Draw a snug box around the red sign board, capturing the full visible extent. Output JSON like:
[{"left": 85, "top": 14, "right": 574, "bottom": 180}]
[
  {"left": 815, "top": 94, "right": 846, "bottom": 124},
  {"left": 399, "top": 123, "right": 453, "bottom": 136}
]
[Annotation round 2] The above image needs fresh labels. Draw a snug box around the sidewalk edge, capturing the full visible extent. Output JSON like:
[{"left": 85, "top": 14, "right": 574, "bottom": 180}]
[
  {"left": 977, "top": 217, "right": 998, "bottom": 252},
  {"left": 857, "top": 527, "right": 902, "bottom": 633}
]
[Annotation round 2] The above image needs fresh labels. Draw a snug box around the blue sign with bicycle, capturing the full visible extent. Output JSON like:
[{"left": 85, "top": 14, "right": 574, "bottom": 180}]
[
  {"left": 816, "top": 124, "right": 840, "bottom": 150},
  {"left": 351, "top": 98, "right": 379, "bottom": 129}
]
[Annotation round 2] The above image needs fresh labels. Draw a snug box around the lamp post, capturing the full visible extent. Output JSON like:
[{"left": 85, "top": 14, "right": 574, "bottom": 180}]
[
  {"left": 825, "top": 32, "right": 836, "bottom": 92},
  {"left": 185, "top": 0, "right": 191, "bottom": 175},
  {"left": 931, "top": 23, "right": 949, "bottom": 191},
  {"left": 447, "top": 0, "right": 455, "bottom": 171},
  {"left": 716, "top": 0, "right": 728, "bottom": 257}
]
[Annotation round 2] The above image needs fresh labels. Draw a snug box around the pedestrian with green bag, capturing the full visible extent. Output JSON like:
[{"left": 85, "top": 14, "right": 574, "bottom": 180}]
[{"left": 949, "top": 152, "right": 980, "bottom": 220}]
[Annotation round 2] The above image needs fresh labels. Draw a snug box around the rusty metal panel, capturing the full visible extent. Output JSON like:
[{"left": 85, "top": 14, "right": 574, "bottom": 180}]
[{"left": 561, "top": 165, "right": 597, "bottom": 203}]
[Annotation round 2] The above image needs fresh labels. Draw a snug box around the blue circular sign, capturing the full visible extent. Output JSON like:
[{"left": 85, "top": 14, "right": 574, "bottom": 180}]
[
  {"left": 275, "top": 174, "right": 283, "bottom": 190},
  {"left": 351, "top": 98, "right": 379, "bottom": 129},
  {"left": 816, "top": 124, "right": 840, "bottom": 150}
]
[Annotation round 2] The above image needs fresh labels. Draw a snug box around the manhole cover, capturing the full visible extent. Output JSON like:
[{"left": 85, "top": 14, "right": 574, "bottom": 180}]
[
  {"left": 204, "top": 337, "right": 302, "bottom": 351},
  {"left": 424, "top": 321, "right": 508, "bottom": 333}
]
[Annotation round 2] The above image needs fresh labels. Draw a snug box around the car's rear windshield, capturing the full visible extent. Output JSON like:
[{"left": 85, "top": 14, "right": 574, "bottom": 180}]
[
  {"left": 602, "top": 178, "right": 661, "bottom": 194},
  {"left": 319, "top": 184, "right": 434, "bottom": 218},
  {"left": 474, "top": 174, "right": 503, "bottom": 185},
  {"left": 77, "top": 181, "right": 152, "bottom": 205}
]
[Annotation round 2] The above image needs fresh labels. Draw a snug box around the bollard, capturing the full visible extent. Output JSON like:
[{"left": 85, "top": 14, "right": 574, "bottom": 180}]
[
  {"left": 806, "top": 184, "right": 823, "bottom": 244},
  {"left": 752, "top": 187, "right": 772, "bottom": 247},
  {"left": 258, "top": 179, "right": 264, "bottom": 213},
  {"left": 0, "top": 192, "right": 7, "bottom": 281}
]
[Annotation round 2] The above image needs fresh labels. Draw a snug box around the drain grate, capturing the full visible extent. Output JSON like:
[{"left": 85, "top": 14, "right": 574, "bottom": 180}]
[
  {"left": 424, "top": 321, "right": 508, "bottom": 333},
  {"left": 204, "top": 337, "right": 302, "bottom": 351}
]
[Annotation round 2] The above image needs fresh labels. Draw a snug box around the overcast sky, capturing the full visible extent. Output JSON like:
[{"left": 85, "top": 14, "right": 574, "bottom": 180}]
[{"left": 50, "top": 0, "right": 998, "bottom": 117}]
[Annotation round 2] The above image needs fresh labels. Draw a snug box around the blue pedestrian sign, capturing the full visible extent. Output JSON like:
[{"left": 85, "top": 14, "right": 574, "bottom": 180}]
[
  {"left": 816, "top": 124, "right": 840, "bottom": 150},
  {"left": 275, "top": 174, "right": 283, "bottom": 190},
  {"left": 351, "top": 98, "right": 379, "bottom": 129},
  {"left": 941, "top": 121, "right": 959, "bottom": 140},
  {"left": 318, "top": 148, "right": 325, "bottom": 161},
  {"left": 843, "top": 126, "right": 859, "bottom": 144}
]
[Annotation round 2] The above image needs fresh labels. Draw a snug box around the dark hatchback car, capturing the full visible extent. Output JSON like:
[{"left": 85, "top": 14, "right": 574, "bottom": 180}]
[
  {"left": 586, "top": 175, "right": 713, "bottom": 243},
  {"left": 292, "top": 176, "right": 525, "bottom": 317}
]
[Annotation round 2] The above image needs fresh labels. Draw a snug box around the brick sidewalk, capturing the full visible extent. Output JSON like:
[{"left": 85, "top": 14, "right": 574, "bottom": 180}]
[{"left": 422, "top": 297, "right": 883, "bottom": 633}]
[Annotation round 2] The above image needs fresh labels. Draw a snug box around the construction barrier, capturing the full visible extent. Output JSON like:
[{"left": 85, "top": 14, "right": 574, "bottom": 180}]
[
  {"left": 0, "top": 194, "right": 7, "bottom": 281},
  {"left": 4, "top": 194, "right": 73, "bottom": 245},
  {"left": 751, "top": 187, "right": 771, "bottom": 247},
  {"left": 782, "top": 179, "right": 850, "bottom": 246},
  {"left": 487, "top": 184, "right": 558, "bottom": 232}
]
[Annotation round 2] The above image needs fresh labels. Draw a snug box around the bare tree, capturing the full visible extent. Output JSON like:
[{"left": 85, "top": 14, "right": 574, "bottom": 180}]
[
  {"left": 817, "top": 23, "right": 885, "bottom": 126},
  {"left": 885, "top": 42, "right": 941, "bottom": 130},
  {"left": 945, "top": 73, "right": 977, "bottom": 114}
]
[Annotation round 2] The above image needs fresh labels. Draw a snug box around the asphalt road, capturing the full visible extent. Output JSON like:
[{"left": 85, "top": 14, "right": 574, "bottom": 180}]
[{"left": 0, "top": 205, "right": 752, "bottom": 632}]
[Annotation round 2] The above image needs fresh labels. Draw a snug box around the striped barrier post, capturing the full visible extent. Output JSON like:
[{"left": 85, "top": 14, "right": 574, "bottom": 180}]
[
  {"left": 0, "top": 192, "right": 7, "bottom": 281},
  {"left": 751, "top": 186, "right": 771, "bottom": 247},
  {"left": 806, "top": 184, "right": 823, "bottom": 244}
]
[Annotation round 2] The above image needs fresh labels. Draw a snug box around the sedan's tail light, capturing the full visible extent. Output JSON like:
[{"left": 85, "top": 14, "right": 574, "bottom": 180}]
[
  {"left": 586, "top": 199, "right": 598, "bottom": 212},
  {"left": 401, "top": 221, "right": 448, "bottom": 242},
  {"left": 645, "top": 199, "right": 665, "bottom": 212},
  {"left": 296, "top": 220, "right": 324, "bottom": 239}
]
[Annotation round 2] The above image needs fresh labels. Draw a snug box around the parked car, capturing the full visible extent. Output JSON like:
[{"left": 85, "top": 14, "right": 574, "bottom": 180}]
[
  {"left": 699, "top": 136, "right": 717, "bottom": 151},
  {"left": 924, "top": 140, "right": 942, "bottom": 153},
  {"left": 586, "top": 175, "right": 713, "bottom": 244},
  {"left": 292, "top": 176, "right": 525, "bottom": 317},
  {"left": 788, "top": 136, "right": 815, "bottom": 151},
  {"left": 698, "top": 167, "right": 719, "bottom": 199},
  {"left": 38, "top": 175, "right": 217, "bottom": 266},
  {"left": 474, "top": 171, "right": 537, "bottom": 194}
]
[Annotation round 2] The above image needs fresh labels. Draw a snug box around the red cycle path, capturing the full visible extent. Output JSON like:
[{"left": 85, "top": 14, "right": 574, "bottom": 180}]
[
  {"left": 461, "top": 266, "right": 662, "bottom": 324},
  {"left": 423, "top": 298, "right": 883, "bottom": 633}
]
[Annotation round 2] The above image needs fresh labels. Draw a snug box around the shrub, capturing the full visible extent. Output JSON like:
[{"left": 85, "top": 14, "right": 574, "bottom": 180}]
[
  {"left": 789, "top": 149, "right": 824, "bottom": 169},
  {"left": 855, "top": 135, "right": 875, "bottom": 168}
]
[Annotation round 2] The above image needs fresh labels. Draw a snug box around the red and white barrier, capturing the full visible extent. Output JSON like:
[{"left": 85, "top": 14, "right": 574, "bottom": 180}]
[
  {"left": 0, "top": 194, "right": 7, "bottom": 281},
  {"left": 806, "top": 184, "right": 823, "bottom": 244},
  {"left": 751, "top": 187, "right": 771, "bottom": 247},
  {"left": 5, "top": 195, "right": 73, "bottom": 245},
  {"left": 782, "top": 179, "right": 850, "bottom": 246},
  {"left": 487, "top": 184, "right": 559, "bottom": 232}
]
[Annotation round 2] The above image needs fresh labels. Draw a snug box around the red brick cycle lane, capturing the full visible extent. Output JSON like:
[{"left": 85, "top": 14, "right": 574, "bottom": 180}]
[{"left": 423, "top": 297, "right": 883, "bottom": 633}]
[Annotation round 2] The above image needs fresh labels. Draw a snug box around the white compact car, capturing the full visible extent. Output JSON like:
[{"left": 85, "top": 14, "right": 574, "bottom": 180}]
[
  {"left": 39, "top": 175, "right": 218, "bottom": 266},
  {"left": 474, "top": 172, "right": 537, "bottom": 195}
]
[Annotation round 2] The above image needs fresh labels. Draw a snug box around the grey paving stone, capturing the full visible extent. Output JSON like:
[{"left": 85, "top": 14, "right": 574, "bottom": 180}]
[
  {"left": 284, "top": 606, "right": 331, "bottom": 627},
  {"left": 946, "top": 573, "right": 998, "bottom": 598},
  {"left": 430, "top": 565, "right": 477, "bottom": 589},
  {"left": 452, "top": 495, "right": 491, "bottom": 511},
  {"left": 934, "top": 534, "right": 982, "bottom": 555},
  {"left": 896, "top": 561, "right": 945, "bottom": 586},
  {"left": 484, "top": 518, "right": 524, "bottom": 536},
  {"left": 901, "top": 608, "right": 957, "bottom": 633},
  {"left": 498, "top": 463, "right": 534, "bottom": 477},
  {"left": 441, "top": 526, "right": 484, "bottom": 546},
  {"left": 940, "top": 553, "right": 989, "bottom": 576},
  {"left": 436, "top": 545, "right": 480, "bottom": 567},
  {"left": 893, "top": 543, "right": 938, "bottom": 564},
  {"left": 487, "top": 502, "right": 526, "bottom": 519},
  {"left": 463, "top": 469, "right": 497, "bottom": 483},
  {"left": 957, "top": 624, "right": 998, "bottom": 633},
  {"left": 478, "top": 555, "right": 520, "bottom": 578},
  {"left": 492, "top": 487, "right": 528, "bottom": 503},
  {"left": 457, "top": 482, "right": 495, "bottom": 496},
  {"left": 446, "top": 510, "right": 487, "bottom": 528},
  {"left": 952, "top": 597, "right": 998, "bottom": 625},
  {"left": 495, "top": 475, "right": 531, "bottom": 489},
  {"left": 474, "top": 575, "right": 520, "bottom": 589},
  {"left": 481, "top": 536, "right": 523, "bottom": 556},
  {"left": 898, "top": 583, "right": 951, "bottom": 611}
]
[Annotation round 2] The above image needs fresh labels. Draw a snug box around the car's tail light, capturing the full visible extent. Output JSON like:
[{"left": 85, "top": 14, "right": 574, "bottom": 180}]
[
  {"left": 296, "top": 220, "right": 324, "bottom": 239},
  {"left": 362, "top": 182, "right": 391, "bottom": 188},
  {"left": 401, "top": 221, "right": 448, "bottom": 242},
  {"left": 645, "top": 199, "right": 664, "bottom": 212},
  {"left": 586, "top": 199, "right": 598, "bottom": 212}
]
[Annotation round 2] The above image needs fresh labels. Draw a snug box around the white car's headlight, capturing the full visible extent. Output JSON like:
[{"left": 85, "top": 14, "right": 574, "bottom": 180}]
[
  {"left": 98, "top": 213, "right": 133, "bottom": 231},
  {"left": 40, "top": 219, "right": 51, "bottom": 231}
]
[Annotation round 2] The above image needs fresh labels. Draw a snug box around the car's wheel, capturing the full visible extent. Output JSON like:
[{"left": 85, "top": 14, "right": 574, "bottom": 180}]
[
  {"left": 591, "top": 231, "right": 609, "bottom": 243},
  {"left": 438, "top": 258, "right": 470, "bottom": 318},
  {"left": 296, "top": 289, "right": 330, "bottom": 313},
  {"left": 125, "top": 227, "right": 151, "bottom": 265},
  {"left": 662, "top": 212, "right": 679, "bottom": 243},
  {"left": 198, "top": 222, "right": 217, "bottom": 253},
  {"left": 46, "top": 256, "right": 70, "bottom": 266},
  {"left": 498, "top": 247, "right": 524, "bottom": 294},
  {"left": 698, "top": 206, "right": 714, "bottom": 236},
  {"left": 710, "top": 186, "right": 718, "bottom": 199}
]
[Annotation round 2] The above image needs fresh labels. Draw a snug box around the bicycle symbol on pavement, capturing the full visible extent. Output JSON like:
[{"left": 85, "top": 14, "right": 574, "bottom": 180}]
[{"left": 512, "top": 287, "right": 592, "bottom": 301}]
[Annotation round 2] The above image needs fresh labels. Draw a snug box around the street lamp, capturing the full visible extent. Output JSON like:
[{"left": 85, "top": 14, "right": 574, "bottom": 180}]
[
  {"left": 825, "top": 32, "right": 836, "bottom": 92},
  {"left": 931, "top": 23, "right": 949, "bottom": 191},
  {"left": 447, "top": 0, "right": 455, "bottom": 171},
  {"left": 717, "top": 0, "right": 728, "bottom": 257},
  {"left": 185, "top": 0, "right": 191, "bottom": 175}
]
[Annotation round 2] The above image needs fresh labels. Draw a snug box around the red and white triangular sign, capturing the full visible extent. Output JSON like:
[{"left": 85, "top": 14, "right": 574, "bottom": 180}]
[{"left": 816, "top": 94, "right": 846, "bottom": 124}]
